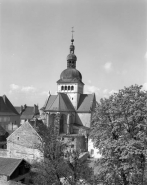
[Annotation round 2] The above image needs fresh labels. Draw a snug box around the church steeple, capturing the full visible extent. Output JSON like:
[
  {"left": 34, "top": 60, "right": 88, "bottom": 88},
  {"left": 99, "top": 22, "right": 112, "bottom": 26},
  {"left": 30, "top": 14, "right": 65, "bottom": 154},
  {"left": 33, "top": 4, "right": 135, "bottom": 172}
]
[{"left": 67, "top": 27, "right": 77, "bottom": 68}]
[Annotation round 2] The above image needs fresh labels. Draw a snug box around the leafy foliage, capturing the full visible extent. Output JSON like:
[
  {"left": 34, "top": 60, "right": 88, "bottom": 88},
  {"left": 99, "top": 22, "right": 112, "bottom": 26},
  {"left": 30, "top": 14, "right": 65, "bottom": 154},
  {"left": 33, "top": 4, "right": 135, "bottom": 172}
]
[
  {"left": 91, "top": 85, "right": 147, "bottom": 185},
  {"left": 32, "top": 113, "right": 93, "bottom": 185}
]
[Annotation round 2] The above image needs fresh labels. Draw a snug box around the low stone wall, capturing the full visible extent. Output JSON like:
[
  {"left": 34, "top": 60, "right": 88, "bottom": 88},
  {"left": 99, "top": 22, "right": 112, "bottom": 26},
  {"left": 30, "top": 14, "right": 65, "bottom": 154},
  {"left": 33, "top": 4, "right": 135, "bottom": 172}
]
[{"left": 0, "top": 149, "right": 9, "bottom": 158}]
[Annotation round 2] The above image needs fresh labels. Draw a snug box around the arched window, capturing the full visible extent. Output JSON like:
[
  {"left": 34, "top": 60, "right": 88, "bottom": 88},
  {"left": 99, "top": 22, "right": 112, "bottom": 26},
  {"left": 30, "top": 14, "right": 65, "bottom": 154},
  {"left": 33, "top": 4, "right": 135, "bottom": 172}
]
[
  {"left": 71, "top": 86, "right": 74, "bottom": 90},
  {"left": 68, "top": 86, "right": 70, "bottom": 90},
  {"left": 61, "top": 86, "right": 64, "bottom": 91},
  {"left": 65, "top": 86, "right": 67, "bottom": 90}
]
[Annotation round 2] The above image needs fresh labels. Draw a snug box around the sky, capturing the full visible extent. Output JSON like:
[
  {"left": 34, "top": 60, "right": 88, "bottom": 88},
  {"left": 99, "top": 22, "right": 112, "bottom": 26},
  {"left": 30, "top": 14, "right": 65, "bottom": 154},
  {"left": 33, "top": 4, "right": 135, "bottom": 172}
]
[{"left": 0, "top": 0, "right": 147, "bottom": 108}]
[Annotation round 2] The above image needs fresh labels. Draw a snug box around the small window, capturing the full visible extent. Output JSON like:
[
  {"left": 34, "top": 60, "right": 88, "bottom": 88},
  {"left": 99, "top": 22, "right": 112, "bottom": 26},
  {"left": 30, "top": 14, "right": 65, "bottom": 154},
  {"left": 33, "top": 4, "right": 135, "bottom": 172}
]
[
  {"left": 68, "top": 86, "right": 70, "bottom": 90},
  {"left": 65, "top": 86, "right": 67, "bottom": 90},
  {"left": 71, "top": 86, "right": 74, "bottom": 90},
  {"left": 61, "top": 86, "right": 64, "bottom": 91},
  {"left": 17, "top": 136, "right": 19, "bottom": 140}
]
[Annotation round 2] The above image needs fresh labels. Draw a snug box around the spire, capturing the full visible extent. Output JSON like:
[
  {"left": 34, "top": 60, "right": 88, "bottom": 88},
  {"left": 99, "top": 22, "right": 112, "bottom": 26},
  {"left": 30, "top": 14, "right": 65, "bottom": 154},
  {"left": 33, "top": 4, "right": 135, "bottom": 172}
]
[
  {"left": 67, "top": 27, "right": 77, "bottom": 68},
  {"left": 71, "top": 27, "right": 74, "bottom": 45},
  {"left": 70, "top": 27, "right": 75, "bottom": 54}
]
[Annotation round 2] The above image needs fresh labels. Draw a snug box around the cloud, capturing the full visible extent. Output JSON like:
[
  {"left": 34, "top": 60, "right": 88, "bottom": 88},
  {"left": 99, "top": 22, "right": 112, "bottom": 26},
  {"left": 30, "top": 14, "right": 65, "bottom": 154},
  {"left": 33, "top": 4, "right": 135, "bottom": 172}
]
[
  {"left": 10, "top": 84, "right": 20, "bottom": 90},
  {"left": 109, "top": 90, "right": 118, "bottom": 95},
  {"left": 104, "top": 62, "right": 112, "bottom": 72},
  {"left": 103, "top": 89, "right": 108, "bottom": 94},
  {"left": 9, "top": 84, "right": 36, "bottom": 93},
  {"left": 142, "top": 83, "right": 147, "bottom": 91},
  {"left": 21, "top": 86, "right": 36, "bottom": 93},
  {"left": 85, "top": 84, "right": 100, "bottom": 96}
]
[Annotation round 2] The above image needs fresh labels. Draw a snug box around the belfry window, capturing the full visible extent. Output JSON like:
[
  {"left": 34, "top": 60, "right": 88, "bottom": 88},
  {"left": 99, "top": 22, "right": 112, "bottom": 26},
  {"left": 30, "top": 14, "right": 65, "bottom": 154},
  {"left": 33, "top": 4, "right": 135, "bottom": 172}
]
[
  {"left": 61, "top": 86, "right": 64, "bottom": 91},
  {"left": 65, "top": 86, "right": 67, "bottom": 90},
  {"left": 68, "top": 86, "right": 70, "bottom": 90},
  {"left": 71, "top": 86, "right": 74, "bottom": 90}
]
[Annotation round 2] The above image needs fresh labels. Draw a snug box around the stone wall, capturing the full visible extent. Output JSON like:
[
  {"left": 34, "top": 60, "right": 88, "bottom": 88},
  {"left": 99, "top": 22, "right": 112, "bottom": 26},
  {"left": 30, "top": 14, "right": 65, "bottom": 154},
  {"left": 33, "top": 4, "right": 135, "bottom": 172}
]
[
  {"left": 0, "top": 149, "right": 8, "bottom": 158},
  {"left": 7, "top": 122, "right": 43, "bottom": 163}
]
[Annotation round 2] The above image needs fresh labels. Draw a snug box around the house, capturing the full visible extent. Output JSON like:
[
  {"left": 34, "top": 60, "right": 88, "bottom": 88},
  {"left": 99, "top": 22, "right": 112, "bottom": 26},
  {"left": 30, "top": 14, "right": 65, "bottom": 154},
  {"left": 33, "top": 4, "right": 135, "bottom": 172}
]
[
  {"left": 0, "top": 95, "right": 20, "bottom": 134},
  {"left": 7, "top": 121, "right": 43, "bottom": 163},
  {"left": 41, "top": 37, "right": 96, "bottom": 153},
  {"left": 0, "top": 157, "right": 30, "bottom": 184},
  {"left": 15, "top": 104, "right": 39, "bottom": 124},
  {"left": 0, "top": 125, "right": 9, "bottom": 149}
]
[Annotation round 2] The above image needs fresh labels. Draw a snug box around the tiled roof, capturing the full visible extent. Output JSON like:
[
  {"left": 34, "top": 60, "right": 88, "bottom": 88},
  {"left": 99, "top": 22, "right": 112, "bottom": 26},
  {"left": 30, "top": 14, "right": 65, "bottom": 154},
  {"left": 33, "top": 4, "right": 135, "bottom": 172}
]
[
  {"left": 15, "top": 105, "right": 39, "bottom": 120},
  {"left": 0, "top": 157, "right": 24, "bottom": 176},
  {"left": 45, "top": 93, "right": 75, "bottom": 112},
  {"left": 44, "top": 95, "right": 57, "bottom": 111},
  {"left": 77, "top": 94, "right": 96, "bottom": 112},
  {"left": 0, "top": 95, "right": 19, "bottom": 116}
]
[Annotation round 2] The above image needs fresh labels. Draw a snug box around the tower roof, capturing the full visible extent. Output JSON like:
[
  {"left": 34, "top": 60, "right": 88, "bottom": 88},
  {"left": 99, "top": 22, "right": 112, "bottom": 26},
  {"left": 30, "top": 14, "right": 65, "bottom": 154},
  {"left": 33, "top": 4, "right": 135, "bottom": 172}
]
[
  {"left": 60, "top": 68, "right": 82, "bottom": 81},
  {"left": 58, "top": 30, "right": 83, "bottom": 84}
]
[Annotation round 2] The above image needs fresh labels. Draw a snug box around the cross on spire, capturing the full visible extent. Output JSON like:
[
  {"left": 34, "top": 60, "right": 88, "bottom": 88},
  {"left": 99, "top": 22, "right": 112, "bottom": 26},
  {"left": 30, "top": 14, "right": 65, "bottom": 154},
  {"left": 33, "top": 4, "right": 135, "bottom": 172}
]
[
  {"left": 71, "top": 27, "right": 74, "bottom": 39},
  {"left": 71, "top": 27, "right": 74, "bottom": 44}
]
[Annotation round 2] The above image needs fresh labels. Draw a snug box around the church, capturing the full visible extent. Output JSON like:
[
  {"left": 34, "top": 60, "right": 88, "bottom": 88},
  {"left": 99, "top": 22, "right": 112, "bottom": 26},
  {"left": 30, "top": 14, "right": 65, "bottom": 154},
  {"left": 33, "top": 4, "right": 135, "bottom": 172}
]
[{"left": 41, "top": 35, "right": 96, "bottom": 153}]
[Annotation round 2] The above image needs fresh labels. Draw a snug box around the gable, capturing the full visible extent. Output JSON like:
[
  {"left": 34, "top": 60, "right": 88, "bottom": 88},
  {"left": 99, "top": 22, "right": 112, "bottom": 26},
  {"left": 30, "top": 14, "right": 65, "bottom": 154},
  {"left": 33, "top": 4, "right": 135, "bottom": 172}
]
[{"left": 7, "top": 122, "right": 41, "bottom": 148}]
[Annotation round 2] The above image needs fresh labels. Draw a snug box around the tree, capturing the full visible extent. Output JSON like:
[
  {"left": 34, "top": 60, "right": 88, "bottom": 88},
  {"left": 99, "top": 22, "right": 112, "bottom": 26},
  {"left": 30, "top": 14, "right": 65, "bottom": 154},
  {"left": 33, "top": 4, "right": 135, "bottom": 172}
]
[
  {"left": 90, "top": 85, "right": 147, "bottom": 185},
  {"left": 31, "top": 113, "right": 93, "bottom": 185}
]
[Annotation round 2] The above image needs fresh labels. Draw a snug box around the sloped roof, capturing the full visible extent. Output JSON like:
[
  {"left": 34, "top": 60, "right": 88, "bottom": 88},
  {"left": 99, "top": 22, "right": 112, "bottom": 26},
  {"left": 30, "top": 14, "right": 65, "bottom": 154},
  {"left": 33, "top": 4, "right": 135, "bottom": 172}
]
[
  {"left": 0, "top": 95, "right": 19, "bottom": 116},
  {"left": 14, "top": 107, "right": 21, "bottom": 114},
  {"left": 77, "top": 94, "right": 96, "bottom": 112},
  {"left": 44, "top": 95, "right": 57, "bottom": 111},
  {"left": 15, "top": 106, "right": 39, "bottom": 120},
  {"left": 45, "top": 93, "right": 75, "bottom": 112},
  {"left": 0, "top": 157, "right": 24, "bottom": 176}
]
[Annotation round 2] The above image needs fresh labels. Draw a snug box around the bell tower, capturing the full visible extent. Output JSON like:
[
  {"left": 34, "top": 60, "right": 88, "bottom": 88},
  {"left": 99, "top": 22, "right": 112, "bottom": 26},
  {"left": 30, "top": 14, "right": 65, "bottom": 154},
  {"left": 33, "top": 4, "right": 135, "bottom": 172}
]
[{"left": 57, "top": 28, "right": 84, "bottom": 109}]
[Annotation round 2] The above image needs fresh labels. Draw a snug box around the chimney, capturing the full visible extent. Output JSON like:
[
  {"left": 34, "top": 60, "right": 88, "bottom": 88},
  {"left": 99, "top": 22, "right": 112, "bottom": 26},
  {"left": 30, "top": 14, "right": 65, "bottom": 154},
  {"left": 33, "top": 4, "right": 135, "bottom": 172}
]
[
  {"left": 20, "top": 105, "right": 23, "bottom": 114},
  {"left": 24, "top": 104, "right": 27, "bottom": 110},
  {"left": 34, "top": 104, "right": 39, "bottom": 115}
]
